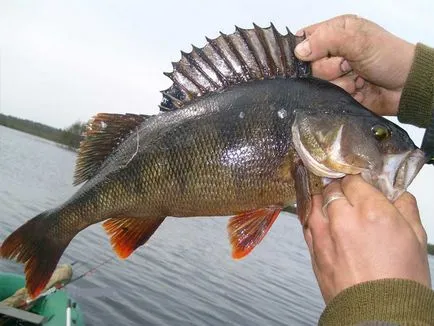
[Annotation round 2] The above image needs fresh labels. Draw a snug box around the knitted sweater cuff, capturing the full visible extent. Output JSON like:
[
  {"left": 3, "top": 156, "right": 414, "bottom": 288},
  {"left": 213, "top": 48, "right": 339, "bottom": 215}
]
[
  {"left": 319, "top": 279, "right": 434, "bottom": 326},
  {"left": 398, "top": 43, "right": 434, "bottom": 128}
]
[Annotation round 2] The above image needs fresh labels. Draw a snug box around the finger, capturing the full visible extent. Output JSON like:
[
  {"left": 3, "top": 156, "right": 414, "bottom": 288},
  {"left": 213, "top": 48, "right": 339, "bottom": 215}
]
[
  {"left": 308, "top": 195, "right": 331, "bottom": 240},
  {"left": 295, "top": 16, "right": 347, "bottom": 37},
  {"left": 303, "top": 223, "right": 322, "bottom": 279},
  {"left": 307, "top": 195, "right": 335, "bottom": 267},
  {"left": 296, "top": 14, "right": 364, "bottom": 36},
  {"left": 355, "top": 76, "right": 365, "bottom": 89},
  {"left": 394, "top": 192, "right": 427, "bottom": 246},
  {"left": 295, "top": 15, "right": 368, "bottom": 61},
  {"left": 322, "top": 180, "right": 352, "bottom": 211},
  {"left": 352, "top": 91, "right": 364, "bottom": 104},
  {"left": 303, "top": 211, "right": 322, "bottom": 280},
  {"left": 303, "top": 226, "right": 314, "bottom": 257},
  {"left": 321, "top": 180, "right": 353, "bottom": 226},
  {"left": 311, "top": 57, "right": 350, "bottom": 80},
  {"left": 331, "top": 75, "right": 365, "bottom": 102},
  {"left": 340, "top": 175, "right": 387, "bottom": 207},
  {"left": 329, "top": 73, "right": 358, "bottom": 94},
  {"left": 356, "top": 82, "right": 401, "bottom": 116},
  {"left": 394, "top": 192, "right": 421, "bottom": 224}
]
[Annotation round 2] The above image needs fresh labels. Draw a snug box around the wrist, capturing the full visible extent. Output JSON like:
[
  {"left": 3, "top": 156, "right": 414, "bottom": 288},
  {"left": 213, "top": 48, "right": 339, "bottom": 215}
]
[
  {"left": 398, "top": 43, "right": 434, "bottom": 127},
  {"left": 396, "top": 41, "right": 416, "bottom": 93},
  {"left": 319, "top": 279, "right": 434, "bottom": 325}
]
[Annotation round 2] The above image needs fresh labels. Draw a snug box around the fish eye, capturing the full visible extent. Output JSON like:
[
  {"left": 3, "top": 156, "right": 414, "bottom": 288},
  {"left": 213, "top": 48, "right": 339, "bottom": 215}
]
[{"left": 371, "top": 125, "right": 391, "bottom": 141}]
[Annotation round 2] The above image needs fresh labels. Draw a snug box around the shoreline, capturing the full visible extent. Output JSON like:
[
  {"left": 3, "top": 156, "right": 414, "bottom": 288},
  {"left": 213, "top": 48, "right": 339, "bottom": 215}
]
[{"left": 0, "top": 113, "right": 82, "bottom": 151}]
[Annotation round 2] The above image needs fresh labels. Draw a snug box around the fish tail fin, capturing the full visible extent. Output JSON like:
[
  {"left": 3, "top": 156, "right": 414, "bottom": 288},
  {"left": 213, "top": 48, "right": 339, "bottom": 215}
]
[{"left": 0, "top": 210, "right": 74, "bottom": 298}]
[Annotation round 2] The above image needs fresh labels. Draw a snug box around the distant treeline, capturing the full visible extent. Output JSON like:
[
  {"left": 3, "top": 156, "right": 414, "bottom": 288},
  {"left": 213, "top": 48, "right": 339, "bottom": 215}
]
[
  {"left": 429, "top": 243, "right": 434, "bottom": 255},
  {"left": 0, "top": 113, "right": 86, "bottom": 150}
]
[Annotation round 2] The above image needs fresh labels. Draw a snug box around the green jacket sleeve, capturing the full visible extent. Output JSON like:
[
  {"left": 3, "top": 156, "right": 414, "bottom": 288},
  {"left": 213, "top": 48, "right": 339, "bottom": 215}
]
[
  {"left": 319, "top": 279, "right": 434, "bottom": 326},
  {"left": 398, "top": 43, "right": 434, "bottom": 128}
]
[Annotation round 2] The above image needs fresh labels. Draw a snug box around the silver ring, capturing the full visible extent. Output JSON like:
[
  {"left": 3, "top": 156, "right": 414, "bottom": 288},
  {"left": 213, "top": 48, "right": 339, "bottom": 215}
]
[{"left": 322, "top": 193, "right": 346, "bottom": 217}]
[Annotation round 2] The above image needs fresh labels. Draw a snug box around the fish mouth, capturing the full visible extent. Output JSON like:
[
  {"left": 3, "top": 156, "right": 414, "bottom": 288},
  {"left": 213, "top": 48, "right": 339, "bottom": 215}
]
[
  {"left": 362, "top": 149, "right": 426, "bottom": 202},
  {"left": 394, "top": 149, "right": 427, "bottom": 192}
]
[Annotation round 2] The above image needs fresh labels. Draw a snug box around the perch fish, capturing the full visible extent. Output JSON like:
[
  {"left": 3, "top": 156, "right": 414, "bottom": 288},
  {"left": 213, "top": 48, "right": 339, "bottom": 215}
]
[{"left": 1, "top": 24, "right": 426, "bottom": 298}]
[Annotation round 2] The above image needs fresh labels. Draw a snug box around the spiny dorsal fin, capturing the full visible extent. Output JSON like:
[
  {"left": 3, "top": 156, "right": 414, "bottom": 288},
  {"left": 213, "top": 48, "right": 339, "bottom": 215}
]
[
  {"left": 159, "top": 23, "right": 310, "bottom": 112},
  {"left": 73, "top": 113, "right": 150, "bottom": 185}
]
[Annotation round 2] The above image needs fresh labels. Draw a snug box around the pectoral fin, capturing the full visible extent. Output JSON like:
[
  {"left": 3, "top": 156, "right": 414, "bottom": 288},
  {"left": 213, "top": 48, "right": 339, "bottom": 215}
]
[
  {"left": 292, "top": 159, "right": 316, "bottom": 225},
  {"left": 227, "top": 207, "right": 281, "bottom": 260},
  {"left": 103, "top": 216, "right": 165, "bottom": 259},
  {"left": 292, "top": 159, "right": 322, "bottom": 225}
]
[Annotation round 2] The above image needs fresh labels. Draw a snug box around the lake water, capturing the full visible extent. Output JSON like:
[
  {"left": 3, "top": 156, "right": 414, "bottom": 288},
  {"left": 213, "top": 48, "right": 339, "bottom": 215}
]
[{"left": 1, "top": 125, "right": 433, "bottom": 326}]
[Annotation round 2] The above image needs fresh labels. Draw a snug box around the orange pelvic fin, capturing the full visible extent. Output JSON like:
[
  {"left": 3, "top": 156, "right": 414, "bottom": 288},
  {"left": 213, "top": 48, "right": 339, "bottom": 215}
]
[
  {"left": 103, "top": 216, "right": 165, "bottom": 259},
  {"left": 227, "top": 207, "right": 281, "bottom": 260}
]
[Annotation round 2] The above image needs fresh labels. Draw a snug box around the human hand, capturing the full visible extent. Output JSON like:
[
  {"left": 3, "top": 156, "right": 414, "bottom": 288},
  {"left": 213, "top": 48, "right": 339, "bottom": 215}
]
[
  {"left": 295, "top": 15, "right": 415, "bottom": 116},
  {"left": 303, "top": 175, "right": 431, "bottom": 304}
]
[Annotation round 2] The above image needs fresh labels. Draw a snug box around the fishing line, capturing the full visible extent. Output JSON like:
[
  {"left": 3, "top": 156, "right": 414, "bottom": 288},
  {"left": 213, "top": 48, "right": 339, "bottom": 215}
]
[
  {"left": 67, "top": 256, "right": 116, "bottom": 285},
  {"left": 17, "top": 256, "right": 116, "bottom": 309}
]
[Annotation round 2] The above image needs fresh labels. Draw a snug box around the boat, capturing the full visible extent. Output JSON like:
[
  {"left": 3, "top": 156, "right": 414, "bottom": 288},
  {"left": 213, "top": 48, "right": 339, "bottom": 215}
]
[{"left": 0, "top": 265, "right": 84, "bottom": 325}]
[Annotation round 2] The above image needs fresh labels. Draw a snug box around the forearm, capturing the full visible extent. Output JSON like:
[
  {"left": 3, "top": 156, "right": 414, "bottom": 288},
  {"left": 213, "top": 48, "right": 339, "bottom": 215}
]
[
  {"left": 398, "top": 43, "right": 434, "bottom": 128},
  {"left": 319, "top": 279, "right": 434, "bottom": 326}
]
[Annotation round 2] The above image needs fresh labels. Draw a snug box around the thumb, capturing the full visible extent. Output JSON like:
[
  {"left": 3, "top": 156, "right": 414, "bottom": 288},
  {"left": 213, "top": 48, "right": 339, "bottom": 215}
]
[
  {"left": 294, "top": 15, "right": 368, "bottom": 61},
  {"left": 394, "top": 192, "right": 427, "bottom": 247}
]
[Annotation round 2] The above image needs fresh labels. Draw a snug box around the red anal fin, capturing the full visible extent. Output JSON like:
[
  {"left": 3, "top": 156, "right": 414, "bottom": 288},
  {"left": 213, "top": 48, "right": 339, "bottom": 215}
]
[
  {"left": 103, "top": 216, "right": 165, "bottom": 259},
  {"left": 228, "top": 207, "right": 281, "bottom": 260}
]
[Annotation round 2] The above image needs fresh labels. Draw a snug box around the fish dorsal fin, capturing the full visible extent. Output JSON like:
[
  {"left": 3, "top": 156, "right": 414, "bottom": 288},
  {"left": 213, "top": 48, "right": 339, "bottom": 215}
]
[
  {"left": 160, "top": 23, "right": 310, "bottom": 112},
  {"left": 73, "top": 113, "right": 150, "bottom": 185}
]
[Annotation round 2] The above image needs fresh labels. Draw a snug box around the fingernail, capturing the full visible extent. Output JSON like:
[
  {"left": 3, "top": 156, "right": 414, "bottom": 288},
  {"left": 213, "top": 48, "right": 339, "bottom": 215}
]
[
  {"left": 355, "top": 76, "right": 365, "bottom": 89},
  {"left": 340, "top": 60, "right": 351, "bottom": 73},
  {"left": 295, "top": 40, "right": 311, "bottom": 57},
  {"left": 295, "top": 29, "right": 304, "bottom": 36}
]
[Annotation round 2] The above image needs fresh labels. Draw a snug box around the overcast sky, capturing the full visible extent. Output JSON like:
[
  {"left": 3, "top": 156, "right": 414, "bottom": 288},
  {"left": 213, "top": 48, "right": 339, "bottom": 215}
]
[{"left": 1, "top": 0, "right": 434, "bottom": 240}]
